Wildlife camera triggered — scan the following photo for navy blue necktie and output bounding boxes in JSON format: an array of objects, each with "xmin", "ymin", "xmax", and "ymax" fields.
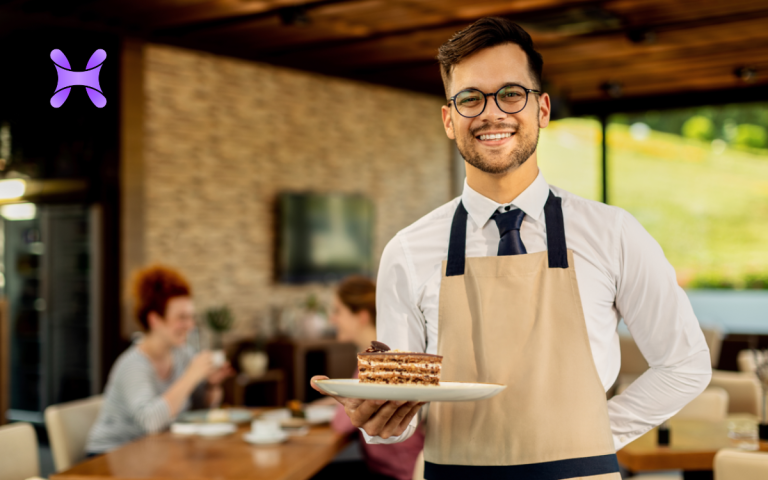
[{"xmin": 492, "ymin": 208, "xmax": 527, "ymax": 256}]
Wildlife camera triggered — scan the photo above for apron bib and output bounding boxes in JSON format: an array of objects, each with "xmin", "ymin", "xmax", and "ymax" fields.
[{"xmin": 424, "ymin": 191, "xmax": 620, "ymax": 480}]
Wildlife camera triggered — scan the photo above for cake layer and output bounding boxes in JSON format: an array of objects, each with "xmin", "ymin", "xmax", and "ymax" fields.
[
  {"xmin": 359, "ymin": 367, "xmax": 441, "ymax": 376},
  {"xmin": 359, "ymin": 371, "xmax": 440, "ymax": 385},
  {"xmin": 359, "ymin": 361, "xmax": 441, "ymax": 374}
]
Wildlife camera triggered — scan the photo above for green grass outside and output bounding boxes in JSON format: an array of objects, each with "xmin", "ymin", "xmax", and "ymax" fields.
[{"xmin": 537, "ymin": 118, "xmax": 768, "ymax": 288}]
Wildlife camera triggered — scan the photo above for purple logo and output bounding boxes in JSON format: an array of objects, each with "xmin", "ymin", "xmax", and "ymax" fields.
[{"xmin": 50, "ymin": 49, "xmax": 107, "ymax": 108}]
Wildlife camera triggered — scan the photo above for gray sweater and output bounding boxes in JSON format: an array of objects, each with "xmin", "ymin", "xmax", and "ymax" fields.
[{"xmin": 86, "ymin": 343, "xmax": 206, "ymax": 453}]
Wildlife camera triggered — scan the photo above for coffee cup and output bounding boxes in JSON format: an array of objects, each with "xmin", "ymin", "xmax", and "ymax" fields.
[
  {"xmin": 251, "ymin": 419, "xmax": 281, "ymax": 438},
  {"xmin": 211, "ymin": 350, "xmax": 226, "ymax": 368}
]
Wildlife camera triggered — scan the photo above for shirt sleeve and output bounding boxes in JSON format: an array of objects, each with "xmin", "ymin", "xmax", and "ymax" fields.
[
  {"xmin": 116, "ymin": 360, "xmax": 173, "ymax": 434},
  {"xmin": 608, "ymin": 210, "xmax": 712, "ymax": 450},
  {"xmin": 375, "ymin": 235, "xmax": 428, "ymax": 353},
  {"xmin": 360, "ymin": 235, "xmax": 425, "ymax": 444}
]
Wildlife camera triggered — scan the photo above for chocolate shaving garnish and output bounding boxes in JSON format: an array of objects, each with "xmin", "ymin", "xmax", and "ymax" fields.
[{"xmin": 365, "ymin": 341, "xmax": 390, "ymax": 353}]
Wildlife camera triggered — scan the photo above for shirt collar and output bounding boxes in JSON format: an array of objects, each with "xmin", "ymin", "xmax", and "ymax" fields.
[{"xmin": 461, "ymin": 170, "xmax": 550, "ymax": 228}]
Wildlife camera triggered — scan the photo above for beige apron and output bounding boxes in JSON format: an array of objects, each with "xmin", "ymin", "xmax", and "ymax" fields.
[{"xmin": 424, "ymin": 191, "xmax": 620, "ymax": 480}]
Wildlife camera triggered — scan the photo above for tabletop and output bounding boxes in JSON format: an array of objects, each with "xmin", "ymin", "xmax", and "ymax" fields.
[
  {"xmin": 617, "ymin": 415, "xmax": 768, "ymax": 472},
  {"xmin": 50, "ymin": 413, "xmax": 350, "ymax": 480}
]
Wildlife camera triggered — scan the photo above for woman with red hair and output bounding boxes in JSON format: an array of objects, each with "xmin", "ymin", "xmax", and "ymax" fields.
[{"xmin": 86, "ymin": 265, "xmax": 233, "ymax": 454}]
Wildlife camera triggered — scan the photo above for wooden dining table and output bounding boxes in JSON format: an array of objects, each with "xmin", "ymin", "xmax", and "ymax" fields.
[
  {"xmin": 50, "ymin": 410, "xmax": 350, "ymax": 480},
  {"xmin": 617, "ymin": 414, "xmax": 768, "ymax": 479}
]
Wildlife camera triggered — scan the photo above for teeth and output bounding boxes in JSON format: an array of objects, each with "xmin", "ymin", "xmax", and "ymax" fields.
[{"xmin": 479, "ymin": 133, "xmax": 512, "ymax": 141}]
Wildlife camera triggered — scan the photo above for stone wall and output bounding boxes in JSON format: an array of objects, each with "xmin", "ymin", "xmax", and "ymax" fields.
[{"xmin": 129, "ymin": 43, "xmax": 452, "ymax": 339}]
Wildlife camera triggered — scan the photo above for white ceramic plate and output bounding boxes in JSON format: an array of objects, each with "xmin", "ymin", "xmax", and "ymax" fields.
[
  {"xmin": 170, "ymin": 422, "xmax": 236, "ymax": 436},
  {"xmin": 177, "ymin": 408, "xmax": 253, "ymax": 424},
  {"xmin": 314, "ymin": 379, "xmax": 506, "ymax": 402},
  {"xmin": 243, "ymin": 431, "xmax": 288, "ymax": 445},
  {"xmin": 304, "ymin": 405, "xmax": 336, "ymax": 424}
]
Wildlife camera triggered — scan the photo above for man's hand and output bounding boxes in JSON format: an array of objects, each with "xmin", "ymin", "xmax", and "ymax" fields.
[{"xmin": 311, "ymin": 375, "xmax": 424, "ymax": 439}]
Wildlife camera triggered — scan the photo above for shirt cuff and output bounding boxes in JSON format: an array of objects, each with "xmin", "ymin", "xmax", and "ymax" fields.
[{"xmin": 361, "ymin": 423, "xmax": 416, "ymax": 444}]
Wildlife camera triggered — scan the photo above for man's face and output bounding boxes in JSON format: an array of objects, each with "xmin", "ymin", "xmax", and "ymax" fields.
[{"xmin": 441, "ymin": 43, "xmax": 551, "ymax": 175}]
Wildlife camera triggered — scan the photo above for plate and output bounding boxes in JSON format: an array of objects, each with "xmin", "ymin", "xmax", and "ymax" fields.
[
  {"xmin": 314, "ymin": 379, "xmax": 506, "ymax": 402},
  {"xmin": 304, "ymin": 404, "xmax": 336, "ymax": 424},
  {"xmin": 177, "ymin": 408, "xmax": 253, "ymax": 424},
  {"xmin": 243, "ymin": 431, "xmax": 288, "ymax": 445},
  {"xmin": 170, "ymin": 422, "xmax": 236, "ymax": 436}
]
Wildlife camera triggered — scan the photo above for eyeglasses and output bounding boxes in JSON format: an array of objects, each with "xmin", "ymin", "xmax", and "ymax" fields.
[{"xmin": 447, "ymin": 84, "xmax": 541, "ymax": 118}]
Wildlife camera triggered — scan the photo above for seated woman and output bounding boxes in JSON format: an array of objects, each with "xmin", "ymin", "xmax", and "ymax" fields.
[
  {"xmin": 86, "ymin": 265, "xmax": 233, "ymax": 454},
  {"xmin": 315, "ymin": 275, "xmax": 424, "ymax": 480}
]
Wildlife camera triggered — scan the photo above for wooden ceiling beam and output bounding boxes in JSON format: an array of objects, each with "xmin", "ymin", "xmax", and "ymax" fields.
[
  {"xmin": 157, "ymin": 0, "xmax": 594, "ymax": 50},
  {"xmin": 146, "ymin": 0, "xmax": 339, "ymax": 30}
]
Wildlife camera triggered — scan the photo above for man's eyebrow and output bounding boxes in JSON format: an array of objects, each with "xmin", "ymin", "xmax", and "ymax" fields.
[{"xmin": 454, "ymin": 81, "xmax": 528, "ymax": 93}]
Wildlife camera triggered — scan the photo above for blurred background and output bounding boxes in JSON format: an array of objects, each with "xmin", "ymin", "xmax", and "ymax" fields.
[{"xmin": 0, "ymin": 0, "xmax": 767, "ymax": 475}]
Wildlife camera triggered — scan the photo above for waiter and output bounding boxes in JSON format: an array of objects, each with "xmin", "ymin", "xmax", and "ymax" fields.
[{"xmin": 312, "ymin": 17, "xmax": 712, "ymax": 479}]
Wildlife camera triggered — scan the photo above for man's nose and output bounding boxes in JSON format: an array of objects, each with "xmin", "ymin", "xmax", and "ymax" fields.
[{"xmin": 478, "ymin": 95, "xmax": 508, "ymax": 122}]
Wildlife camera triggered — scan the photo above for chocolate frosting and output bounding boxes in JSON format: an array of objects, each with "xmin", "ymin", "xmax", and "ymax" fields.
[{"xmin": 365, "ymin": 340, "xmax": 390, "ymax": 353}]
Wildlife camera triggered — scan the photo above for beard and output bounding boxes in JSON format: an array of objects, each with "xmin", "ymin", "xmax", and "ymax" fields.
[{"xmin": 456, "ymin": 118, "xmax": 540, "ymax": 175}]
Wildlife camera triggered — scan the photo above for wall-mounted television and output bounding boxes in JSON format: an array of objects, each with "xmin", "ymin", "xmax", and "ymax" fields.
[{"xmin": 277, "ymin": 193, "xmax": 374, "ymax": 283}]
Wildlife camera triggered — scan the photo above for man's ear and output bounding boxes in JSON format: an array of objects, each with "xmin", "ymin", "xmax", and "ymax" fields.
[
  {"xmin": 442, "ymin": 104, "xmax": 456, "ymax": 140},
  {"xmin": 538, "ymin": 92, "xmax": 551, "ymax": 128}
]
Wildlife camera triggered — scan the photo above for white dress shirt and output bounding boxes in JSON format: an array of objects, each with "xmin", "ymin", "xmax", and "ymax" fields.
[{"xmin": 363, "ymin": 171, "xmax": 712, "ymax": 450}]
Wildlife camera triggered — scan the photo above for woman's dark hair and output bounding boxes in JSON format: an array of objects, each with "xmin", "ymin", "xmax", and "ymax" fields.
[
  {"xmin": 437, "ymin": 17, "xmax": 544, "ymax": 98},
  {"xmin": 132, "ymin": 264, "xmax": 191, "ymax": 330},
  {"xmin": 336, "ymin": 275, "xmax": 376, "ymax": 326}
]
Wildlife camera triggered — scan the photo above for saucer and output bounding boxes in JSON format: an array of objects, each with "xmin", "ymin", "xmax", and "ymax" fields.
[
  {"xmin": 198, "ymin": 423, "xmax": 236, "ymax": 436},
  {"xmin": 170, "ymin": 422, "xmax": 236, "ymax": 436},
  {"xmin": 243, "ymin": 431, "xmax": 288, "ymax": 445}
]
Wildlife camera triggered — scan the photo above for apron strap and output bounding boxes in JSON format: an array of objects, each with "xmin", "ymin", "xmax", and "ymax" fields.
[{"xmin": 445, "ymin": 190, "xmax": 568, "ymax": 277}]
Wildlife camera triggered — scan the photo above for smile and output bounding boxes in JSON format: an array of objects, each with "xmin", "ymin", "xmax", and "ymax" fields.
[{"xmin": 475, "ymin": 131, "xmax": 516, "ymax": 144}]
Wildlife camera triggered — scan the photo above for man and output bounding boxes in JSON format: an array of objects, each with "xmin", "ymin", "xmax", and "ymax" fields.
[{"xmin": 312, "ymin": 17, "xmax": 711, "ymax": 479}]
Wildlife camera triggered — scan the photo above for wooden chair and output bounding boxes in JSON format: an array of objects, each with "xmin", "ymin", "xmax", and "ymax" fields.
[
  {"xmin": 701, "ymin": 327, "xmax": 723, "ymax": 368},
  {"xmin": 714, "ymin": 449, "xmax": 768, "ymax": 480},
  {"xmin": 709, "ymin": 370, "xmax": 762, "ymax": 416},
  {"xmin": 0, "ymin": 422, "xmax": 40, "ymax": 480},
  {"xmin": 44, "ymin": 395, "xmax": 103, "ymax": 472},
  {"xmin": 674, "ymin": 387, "xmax": 729, "ymax": 421}
]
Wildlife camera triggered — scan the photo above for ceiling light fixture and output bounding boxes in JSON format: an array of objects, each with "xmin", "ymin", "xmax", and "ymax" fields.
[
  {"xmin": 279, "ymin": 6, "xmax": 310, "ymax": 26},
  {"xmin": 734, "ymin": 66, "xmax": 758, "ymax": 83},
  {"xmin": 0, "ymin": 178, "xmax": 26, "ymax": 200},
  {"xmin": 600, "ymin": 81, "xmax": 623, "ymax": 99},
  {"xmin": 0, "ymin": 202, "xmax": 36, "ymax": 221},
  {"xmin": 626, "ymin": 29, "xmax": 657, "ymax": 45}
]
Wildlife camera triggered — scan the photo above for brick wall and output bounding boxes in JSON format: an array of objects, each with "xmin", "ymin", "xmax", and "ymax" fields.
[{"xmin": 130, "ymin": 43, "xmax": 452, "ymax": 339}]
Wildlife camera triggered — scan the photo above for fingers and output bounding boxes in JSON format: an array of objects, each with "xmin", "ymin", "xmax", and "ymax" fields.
[
  {"xmin": 360, "ymin": 401, "xmax": 424, "ymax": 439},
  {"xmin": 383, "ymin": 401, "xmax": 419, "ymax": 435},
  {"xmin": 398, "ymin": 402, "xmax": 424, "ymax": 430},
  {"xmin": 358, "ymin": 400, "xmax": 406, "ymax": 437},
  {"xmin": 310, "ymin": 375, "xmax": 347, "ymax": 406},
  {"xmin": 310, "ymin": 375, "xmax": 329, "ymax": 393}
]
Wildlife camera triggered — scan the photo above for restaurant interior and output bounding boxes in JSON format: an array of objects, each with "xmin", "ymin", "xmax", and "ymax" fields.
[{"xmin": 0, "ymin": 0, "xmax": 768, "ymax": 479}]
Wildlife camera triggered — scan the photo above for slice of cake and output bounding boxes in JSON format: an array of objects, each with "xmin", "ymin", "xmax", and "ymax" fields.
[{"xmin": 358, "ymin": 341, "xmax": 443, "ymax": 386}]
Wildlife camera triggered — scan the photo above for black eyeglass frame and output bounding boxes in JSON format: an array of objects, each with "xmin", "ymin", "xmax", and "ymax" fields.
[{"xmin": 447, "ymin": 84, "xmax": 542, "ymax": 118}]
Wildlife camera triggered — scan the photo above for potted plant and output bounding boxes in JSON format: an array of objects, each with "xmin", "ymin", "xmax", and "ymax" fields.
[{"xmin": 205, "ymin": 305, "xmax": 234, "ymax": 349}]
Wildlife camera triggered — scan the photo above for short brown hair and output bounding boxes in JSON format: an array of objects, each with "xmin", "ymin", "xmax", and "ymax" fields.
[
  {"xmin": 132, "ymin": 264, "xmax": 191, "ymax": 330},
  {"xmin": 437, "ymin": 17, "xmax": 544, "ymax": 98},
  {"xmin": 336, "ymin": 275, "xmax": 376, "ymax": 326}
]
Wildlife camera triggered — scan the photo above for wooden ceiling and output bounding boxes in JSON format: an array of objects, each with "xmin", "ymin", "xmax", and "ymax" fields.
[{"xmin": 4, "ymin": 0, "xmax": 768, "ymax": 106}]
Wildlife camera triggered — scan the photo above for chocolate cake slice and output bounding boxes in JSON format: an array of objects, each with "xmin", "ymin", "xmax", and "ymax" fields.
[{"xmin": 358, "ymin": 341, "xmax": 443, "ymax": 386}]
